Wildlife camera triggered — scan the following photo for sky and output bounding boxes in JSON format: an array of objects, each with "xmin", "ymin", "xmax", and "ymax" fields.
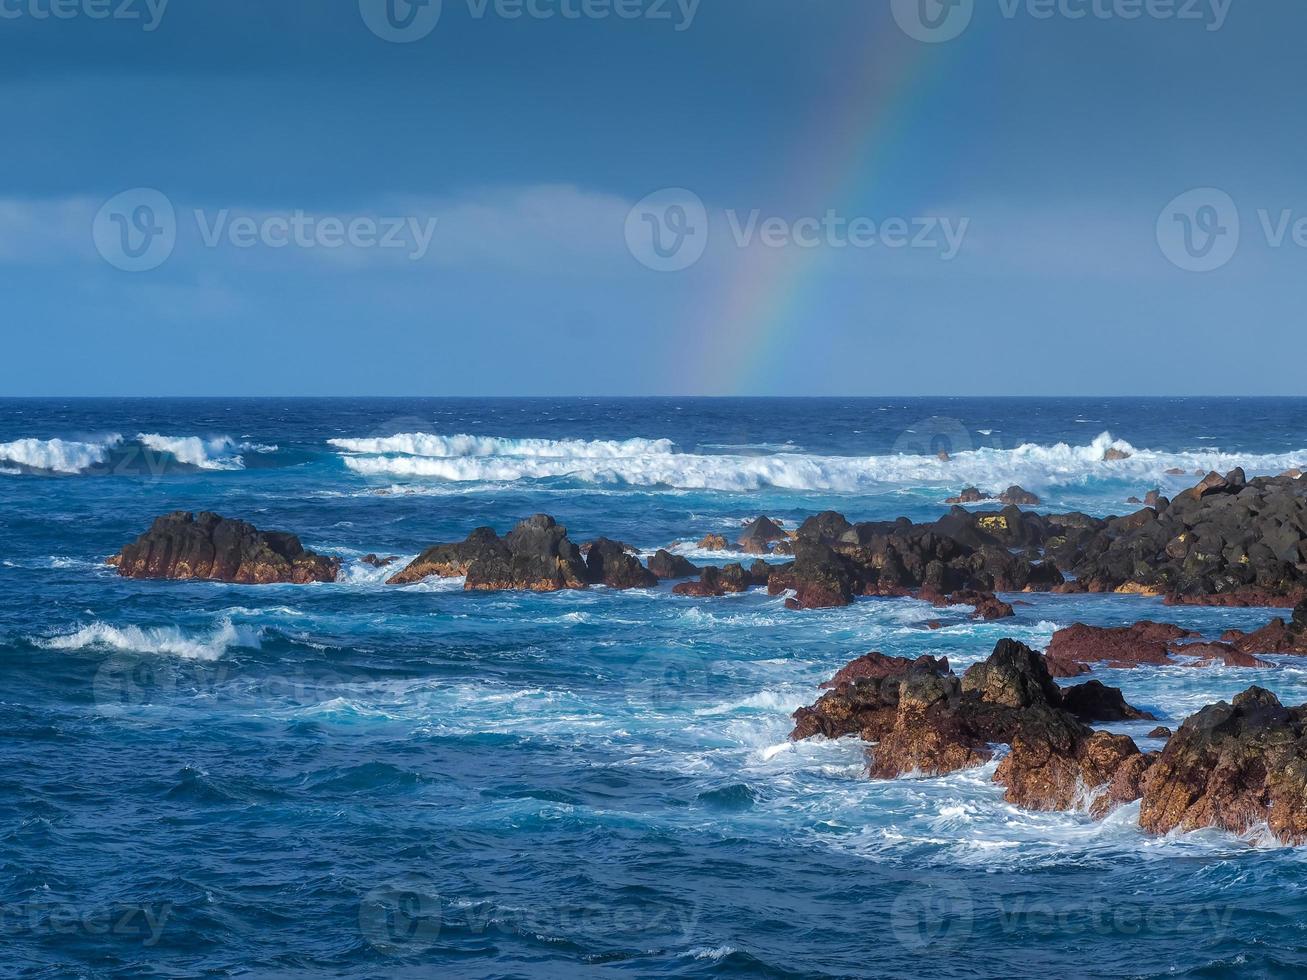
[{"xmin": 0, "ymin": 0, "xmax": 1303, "ymax": 396}]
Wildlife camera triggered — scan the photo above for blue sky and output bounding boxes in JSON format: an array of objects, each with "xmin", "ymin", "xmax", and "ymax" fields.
[{"xmin": 1, "ymin": 0, "xmax": 1302, "ymax": 396}]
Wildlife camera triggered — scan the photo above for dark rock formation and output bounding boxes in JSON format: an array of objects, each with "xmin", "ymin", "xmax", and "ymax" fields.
[
  {"xmin": 792, "ymin": 639, "xmax": 1150, "ymax": 813},
  {"xmin": 931, "ymin": 589, "xmax": 1015, "ymax": 621},
  {"xmin": 766, "ymin": 507, "xmax": 1065, "ymax": 610},
  {"xmin": 647, "ymin": 549, "xmax": 698, "ymax": 580},
  {"xmin": 821, "ymin": 652, "xmax": 950, "ymax": 689},
  {"xmin": 738, "ymin": 516, "xmax": 788, "ymax": 555},
  {"xmin": 388, "ymin": 516, "xmax": 587, "ymax": 592},
  {"xmin": 1140, "ymin": 687, "xmax": 1307, "ymax": 844},
  {"xmin": 999, "ymin": 485, "xmax": 1041, "ymax": 506},
  {"xmin": 465, "ymin": 515, "xmax": 588, "ymax": 592},
  {"xmin": 671, "ymin": 563, "xmax": 768, "ymax": 598},
  {"xmin": 387, "ymin": 527, "xmax": 504, "ymax": 585},
  {"xmin": 584, "ymin": 538, "xmax": 657, "ymax": 589},
  {"xmin": 945, "ymin": 487, "xmax": 992, "ymax": 505},
  {"xmin": 1148, "ymin": 726, "xmax": 1173, "ymax": 739},
  {"xmin": 1063, "ymin": 471, "xmax": 1307, "ymax": 604},
  {"xmin": 1220, "ymin": 603, "xmax": 1307, "ymax": 655},
  {"xmin": 1043, "ymin": 621, "xmax": 1199, "ymax": 676},
  {"xmin": 696, "ymin": 533, "xmax": 729, "ymax": 551},
  {"xmin": 360, "ymin": 554, "xmax": 399, "ymax": 568},
  {"xmin": 1061, "ymin": 680, "xmax": 1156, "ymax": 723},
  {"xmin": 108, "ymin": 511, "xmax": 339, "ymax": 584}
]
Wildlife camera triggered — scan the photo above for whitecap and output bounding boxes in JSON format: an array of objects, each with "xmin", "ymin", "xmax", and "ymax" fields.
[
  {"xmin": 34, "ymin": 618, "xmax": 259, "ymax": 661},
  {"xmin": 0, "ymin": 434, "xmax": 123, "ymax": 474}
]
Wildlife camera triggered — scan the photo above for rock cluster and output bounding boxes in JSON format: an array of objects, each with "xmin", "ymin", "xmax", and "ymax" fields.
[
  {"xmin": 766, "ymin": 507, "xmax": 1065, "ymax": 609},
  {"xmin": 793, "ymin": 638, "xmax": 1307, "ymax": 841},
  {"xmin": 791, "ymin": 639, "xmax": 1151, "ymax": 813},
  {"xmin": 945, "ymin": 485, "xmax": 1041, "ymax": 507},
  {"xmin": 108, "ymin": 511, "xmax": 340, "ymax": 584},
  {"xmin": 1042, "ymin": 612, "xmax": 1306, "ymax": 676},
  {"xmin": 389, "ymin": 515, "xmax": 666, "ymax": 591},
  {"xmin": 1063, "ymin": 470, "xmax": 1307, "ymax": 605}
]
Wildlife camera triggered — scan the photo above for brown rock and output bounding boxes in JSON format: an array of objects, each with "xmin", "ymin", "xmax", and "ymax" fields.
[
  {"xmin": 1140, "ymin": 687, "xmax": 1307, "ymax": 844},
  {"xmin": 110, "ymin": 512, "xmax": 339, "ymax": 585},
  {"xmin": 696, "ymin": 533, "xmax": 729, "ymax": 551},
  {"xmin": 1043, "ymin": 621, "xmax": 1198, "ymax": 676}
]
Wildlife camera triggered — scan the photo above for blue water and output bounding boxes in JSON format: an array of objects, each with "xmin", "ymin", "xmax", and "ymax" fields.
[{"xmin": 4, "ymin": 397, "xmax": 1307, "ymax": 977}]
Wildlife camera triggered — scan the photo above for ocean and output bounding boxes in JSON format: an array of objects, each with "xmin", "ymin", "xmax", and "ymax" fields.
[{"xmin": 3, "ymin": 396, "xmax": 1307, "ymax": 977}]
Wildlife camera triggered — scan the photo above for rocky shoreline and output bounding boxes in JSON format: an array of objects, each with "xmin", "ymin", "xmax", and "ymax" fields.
[
  {"xmin": 790, "ymin": 632, "xmax": 1307, "ymax": 842},
  {"xmin": 100, "ymin": 471, "xmax": 1307, "ymax": 844},
  {"xmin": 107, "ymin": 469, "xmax": 1307, "ymax": 607}
]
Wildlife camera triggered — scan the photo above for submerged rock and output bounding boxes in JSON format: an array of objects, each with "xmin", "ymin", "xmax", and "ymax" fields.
[{"xmin": 108, "ymin": 512, "xmax": 340, "ymax": 585}]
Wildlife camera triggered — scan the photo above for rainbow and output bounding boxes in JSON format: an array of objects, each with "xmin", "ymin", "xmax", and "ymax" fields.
[{"xmin": 691, "ymin": 7, "xmax": 969, "ymax": 393}]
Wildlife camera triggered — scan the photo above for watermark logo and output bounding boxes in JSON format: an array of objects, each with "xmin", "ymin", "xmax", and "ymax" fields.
[
  {"xmin": 0, "ymin": 0, "xmax": 170, "ymax": 31},
  {"xmin": 893, "ymin": 0, "xmax": 1232, "ymax": 42},
  {"xmin": 92, "ymin": 188, "xmax": 176, "ymax": 273},
  {"xmin": 359, "ymin": 0, "xmax": 443, "ymax": 42},
  {"xmin": 0, "ymin": 900, "xmax": 173, "ymax": 946},
  {"xmin": 1156, "ymin": 188, "xmax": 1240, "ymax": 272},
  {"xmin": 360, "ymin": 0, "xmax": 699, "ymax": 41},
  {"xmin": 892, "ymin": 0, "xmax": 974, "ymax": 43},
  {"xmin": 626, "ymin": 189, "xmax": 969, "ymax": 272},
  {"xmin": 359, "ymin": 881, "xmax": 443, "ymax": 956},
  {"xmin": 892, "ymin": 417, "xmax": 977, "ymax": 459},
  {"xmin": 625, "ymin": 188, "xmax": 709, "ymax": 272},
  {"xmin": 890, "ymin": 878, "xmax": 975, "ymax": 950},
  {"xmin": 91, "ymin": 190, "xmax": 440, "ymax": 271}
]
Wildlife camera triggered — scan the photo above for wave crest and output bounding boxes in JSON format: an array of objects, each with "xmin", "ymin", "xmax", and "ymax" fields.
[
  {"xmin": 333, "ymin": 430, "xmax": 1307, "ymax": 494},
  {"xmin": 135, "ymin": 433, "xmax": 276, "ymax": 470},
  {"xmin": 0, "ymin": 435, "xmax": 123, "ymax": 474},
  {"xmin": 34, "ymin": 619, "xmax": 259, "ymax": 660}
]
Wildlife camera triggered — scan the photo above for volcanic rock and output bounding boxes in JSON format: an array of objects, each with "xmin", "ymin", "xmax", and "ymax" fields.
[
  {"xmin": 648, "ymin": 549, "xmax": 698, "ymax": 580},
  {"xmin": 108, "ymin": 511, "xmax": 340, "ymax": 584},
  {"xmin": 584, "ymin": 537, "xmax": 657, "ymax": 589},
  {"xmin": 1140, "ymin": 687, "xmax": 1307, "ymax": 843}
]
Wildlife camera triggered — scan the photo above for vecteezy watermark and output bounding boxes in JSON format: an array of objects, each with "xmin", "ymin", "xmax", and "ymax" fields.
[
  {"xmin": 359, "ymin": 0, "xmax": 699, "ymax": 43},
  {"xmin": 1155, "ymin": 187, "xmax": 1307, "ymax": 273},
  {"xmin": 890, "ymin": 877, "xmax": 1239, "ymax": 951},
  {"xmin": 624, "ymin": 188, "xmax": 710, "ymax": 273},
  {"xmin": 92, "ymin": 188, "xmax": 439, "ymax": 271},
  {"xmin": 625, "ymin": 189, "xmax": 969, "ymax": 272},
  {"xmin": 893, "ymin": 0, "xmax": 1231, "ymax": 43},
  {"xmin": 359, "ymin": 880, "xmax": 702, "ymax": 957},
  {"xmin": 0, "ymin": 900, "xmax": 173, "ymax": 946},
  {"xmin": 0, "ymin": 0, "xmax": 169, "ymax": 30}
]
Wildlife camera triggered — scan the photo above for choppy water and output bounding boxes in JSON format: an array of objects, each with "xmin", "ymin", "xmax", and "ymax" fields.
[{"xmin": 4, "ymin": 397, "xmax": 1307, "ymax": 977}]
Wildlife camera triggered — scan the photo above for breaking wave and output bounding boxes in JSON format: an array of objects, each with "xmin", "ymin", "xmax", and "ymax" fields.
[
  {"xmin": 334, "ymin": 430, "xmax": 1307, "ymax": 494},
  {"xmin": 33, "ymin": 618, "xmax": 260, "ymax": 661},
  {"xmin": 135, "ymin": 433, "xmax": 275, "ymax": 471},
  {"xmin": 0, "ymin": 435, "xmax": 123, "ymax": 474}
]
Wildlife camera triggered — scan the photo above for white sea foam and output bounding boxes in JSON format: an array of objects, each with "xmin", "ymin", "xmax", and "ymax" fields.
[
  {"xmin": 34, "ymin": 618, "xmax": 259, "ymax": 660},
  {"xmin": 333, "ymin": 430, "xmax": 1307, "ymax": 494},
  {"xmin": 135, "ymin": 433, "xmax": 275, "ymax": 470},
  {"xmin": 0, "ymin": 434, "xmax": 123, "ymax": 474},
  {"xmin": 329, "ymin": 433, "xmax": 674, "ymax": 459}
]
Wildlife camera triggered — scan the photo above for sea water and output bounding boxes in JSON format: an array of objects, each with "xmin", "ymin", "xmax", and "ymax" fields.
[{"xmin": 3, "ymin": 397, "xmax": 1307, "ymax": 977}]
